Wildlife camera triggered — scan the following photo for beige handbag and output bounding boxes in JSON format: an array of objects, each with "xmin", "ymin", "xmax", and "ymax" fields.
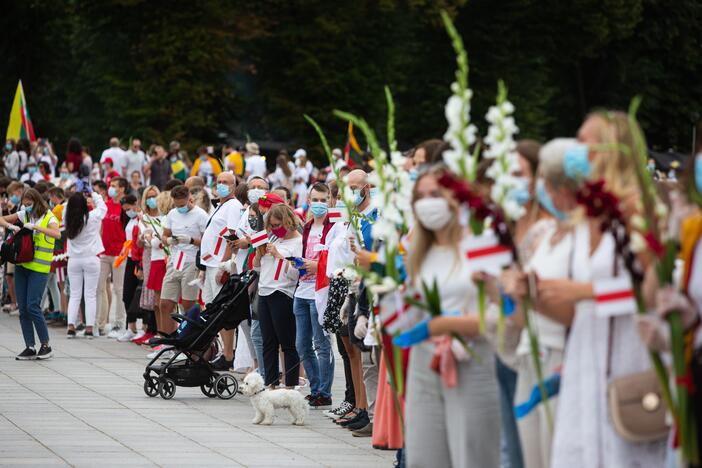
[{"xmin": 606, "ymin": 317, "xmax": 670, "ymax": 443}]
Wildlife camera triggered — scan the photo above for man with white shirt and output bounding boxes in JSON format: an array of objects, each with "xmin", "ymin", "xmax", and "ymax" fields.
[
  {"xmin": 244, "ymin": 142, "xmax": 267, "ymax": 179},
  {"xmin": 199, "ymin": 172, "xmax": 243, "ymax": 370},
  {"xmin": 160, "ymin": 185, "xmax": 209, "ymax": 333},
  {"xmin": 100, "ymin": 137, "xmax": 127, "ymax": 177},
  {"xmin": 124, "ymin": 138, "xmax": 147, "ymax": 183}
]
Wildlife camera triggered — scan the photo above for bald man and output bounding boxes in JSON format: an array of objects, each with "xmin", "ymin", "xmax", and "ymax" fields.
[
  {"xmin": 100, "ymin": 136, "xmax": 127, "ymax": 177},
  {"xmin": 199, "ymin": 171, "xmax": 243, "ymax": 370},
  {"xmin": 185, "ymin": 176, "xmax": 206, "ymax": 191}
]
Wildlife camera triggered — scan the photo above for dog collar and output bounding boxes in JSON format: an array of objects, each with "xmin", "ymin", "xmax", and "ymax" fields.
[{"xmin": 253, "ymin": 388, "xmax": 266, "ymax": 395}]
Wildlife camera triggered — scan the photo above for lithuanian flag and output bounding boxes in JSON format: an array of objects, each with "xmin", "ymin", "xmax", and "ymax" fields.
[
  {"xmin": 343, "ymin": 121, "xmax": 362, "ymax": 168},
  {"xmin": 5, "ymin": 80, "xmax": 36, "ymax": 142}
]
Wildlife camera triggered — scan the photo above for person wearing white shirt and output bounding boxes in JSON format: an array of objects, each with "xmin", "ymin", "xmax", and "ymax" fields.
[
  {"xmin": 160, "ymin": 185, "xmax": 209, "ymax": 333},
  {"xmin": 199, "ymin": 172, "xmax": 243, "ymax": 370},
  {"xmin": 124, "ymin": 138, "xmax": 147, "ymax": 183},
  {"xmin": 64, "ymin": 190, "xmax": 107, "ymax": 338},
  {"xmin": 100, "ymin": 137, "xmax": 127, "ymax": 177},
  {"xmin": 244, "ymin": 142, "xmax": 267, "ymax": 179}
]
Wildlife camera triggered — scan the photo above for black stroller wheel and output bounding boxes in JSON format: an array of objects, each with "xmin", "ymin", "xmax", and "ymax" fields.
[
  {"xmin": 215, "ymin": 374, "xmax": 238, "ymax": 400},
  {"xmin": 159, "ymin": 378, "xmax": 176, "ymax": 400},
  {"xmin": 143, "ymin": 377, "xmax": 159, "ymax": 397},
  {"xmin": 200, "ymin": 375, "xmax": 217, "ymax": 398}
]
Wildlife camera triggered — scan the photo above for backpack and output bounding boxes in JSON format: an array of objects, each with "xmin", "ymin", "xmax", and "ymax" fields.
[{"xmin": 1, "ymin": 226, "xmax": 35, "ymax": 264}]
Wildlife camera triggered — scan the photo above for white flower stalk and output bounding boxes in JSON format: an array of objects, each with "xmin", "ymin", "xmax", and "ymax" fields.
[
  {"xmin": 441, "ymin": 11, "xmax": 479, "ymax": 181},
  {"xmin": 484, "ymin": 81, "xmax": 523, "ymax": 221}
]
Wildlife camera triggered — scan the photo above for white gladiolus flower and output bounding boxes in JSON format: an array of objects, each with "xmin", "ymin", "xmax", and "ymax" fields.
[
  {"xmin": 630, "ymin": 231, "xmax": 647, "ymax": 253},
  {"xmin": 445, "ymin": 95, "xmax": 464, "ymax": 128},
  {"xmin": 655, "ymin": 202, "xmax": 668, "ymax": 219},
  {"xmin": 630, "ymin": 214, "xmax": 647, "ymax": 231}
]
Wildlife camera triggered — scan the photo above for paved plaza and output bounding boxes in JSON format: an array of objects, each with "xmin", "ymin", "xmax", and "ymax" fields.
[{"xmin": 0, "ymin": 313, "xmax": 394, "ymax": 467}]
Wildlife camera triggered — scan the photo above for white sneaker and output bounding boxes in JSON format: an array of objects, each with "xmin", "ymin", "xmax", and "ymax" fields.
[
  {"xmin": 130, "ymin": 330, "xmax": 146, "ymax": 342},
  {"xmin": 107, "ymin": 328, "xmax": 122, "ymax": 339},
  {"xmin": 117, "ymin": 329, "xmax": 137, "ymax": 342},
  {"xmin": 9, "ymin": 307, "xmax": 19, "ymax": 317},
  {"xmin": 147, "ymin": 345, "xmax": 165, "ymax": 359}
]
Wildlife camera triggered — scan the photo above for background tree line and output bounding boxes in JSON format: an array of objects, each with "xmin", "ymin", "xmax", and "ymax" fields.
[{"xmin": 2, "ymin": 0, "xmax": 701, "ymax": 162}]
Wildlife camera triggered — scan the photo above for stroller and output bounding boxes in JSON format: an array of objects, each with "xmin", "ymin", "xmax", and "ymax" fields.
[{"xmin": 142, "ymin": 270, "xmax": 257, "ymax": 400}]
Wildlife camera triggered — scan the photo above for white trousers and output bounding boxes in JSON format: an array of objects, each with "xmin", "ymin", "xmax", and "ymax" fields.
[{"xmin": 67, "ymin": 256, "xmax": 100, "ymax": 327}]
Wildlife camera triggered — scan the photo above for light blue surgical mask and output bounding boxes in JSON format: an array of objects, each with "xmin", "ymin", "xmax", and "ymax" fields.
[
  {"xmin": 408, "ymin": 169, "xmax": 418, "ymax": 182},
  {"xmin": 563, "ymin": 144, "xmax": 591, "ymax": 180},
  {"xmin": 369, "ymin": 187, "xmax": 379, "ymax": 200},
  {"xmin": 336, "ymin": 200, "xmax": 346, "ymax": 209},
  {"xmin": 28, "ymin": 166, "xmax": 38, "ymax": 174},
  {"xmin": 23, "ymin": 204, "xmax": 33, "ymax": 214},
  {"xmin": 695, "ymin": 155, "xmax": 702, "ymax": 195},
  {"xmin": 536, "ymin": 179, "xmax": 566, "ymax": 221},
  {"xmin": 146, "ymin": 197, "xmax": 157, "ymax": 210},
  {"xmin": 108, "ymin": 187, "xmax": 117, "ymax": 198},
  {"xmin": 216, "ymin": 183, "xmax": 231, "ymax": 199},
  {"xmin": 10, "ymin": 194, "xmax": 20, "ymax": 205},
  {"xmin": 60, "ymin": 172, "xmax": 69, "ymax": 180},
  {"xmin": 507, "ymin": 177, "xmax": 531, "ymax": 206},
  {"xmin": 4, "ymin": 143, "xmax": 11, "ymax": 151},
  {"xmin": 177, "ymin": 206, "xmax": 189, "ymax": 214},
  {"xmin": 125, "ymin": 209, "xmax": 137, "ymax": 218},
  {"xmin": 352, "ymin": 188, "xmax": 365, "ymax": 206},
  {"xmin": 310, "ymin": 202, "xmax": 328, "ymax": 218}
]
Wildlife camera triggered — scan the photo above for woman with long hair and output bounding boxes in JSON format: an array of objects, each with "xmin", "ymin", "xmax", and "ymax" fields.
[
  {"xmin": 64, "ymin": 189, "xmax": 107, "ymax": 338},
  {"xmin": 403, "ymin": 168, "xmax": 501, "ymax": 467},
  {"xmin": 0, "ymin": 188, "xmax": 61, "ymax": 359},
  {"xmin": 253, "ymin": 203, "xmax": 302, "ymax": 389},
  {"xmin": 270, "ymin": 154, "xmax": 294, "ymax": 190}
]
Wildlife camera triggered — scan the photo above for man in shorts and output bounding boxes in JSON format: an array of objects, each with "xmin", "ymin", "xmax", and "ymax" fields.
[{"xmin": 160, "ymin": 185, "xmax": 208, "ymax": 333}]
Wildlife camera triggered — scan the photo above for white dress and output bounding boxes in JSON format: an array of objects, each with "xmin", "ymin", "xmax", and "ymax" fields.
[{"xmin": 550, "ymin": 222, "xmax": 666, "ymax": 468}]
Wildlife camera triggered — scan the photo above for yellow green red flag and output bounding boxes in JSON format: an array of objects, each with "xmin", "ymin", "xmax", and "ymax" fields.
[
  {"xmin": 343, "ymin": 121, "xmax": 362, "ymax": 167},
  {"xmin": 5, "ymin": 80, "xmax": 36, "ymax": 142}
]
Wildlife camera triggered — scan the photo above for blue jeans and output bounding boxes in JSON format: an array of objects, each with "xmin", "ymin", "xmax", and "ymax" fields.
[
  {"xmin": 250, "ymin": 319, "xmax": 265, "ymax": 381},
  {"xmin": 293, "ymin": 297, "xmax": 334, "ymax": 398},
  {"xmin": 496, "ymin": 357, "xmax": 524, "ymax": 468},
  {"xmin": 15, "ymin": 266, "xmax": 50, "ymax": 348}
]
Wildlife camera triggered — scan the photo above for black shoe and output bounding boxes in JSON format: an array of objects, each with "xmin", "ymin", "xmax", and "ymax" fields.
[
  {"xmin": 15, "ymin": 347, "xmax": 36, "ymax": 360},
  {"xmin": 76, "ymin": 323, "xmax": 86, "ymax": 331},
  {"xmin": 309, "ymin": 395, "xmax": 332, "ymax": 410},
  {"xmin": 340, "ymin": 409, "xmax": 367, "ymax": 427},
  {"xmin": 210, "ymin": 354, "xmax": 233, "ymax": 371},
  {"xmin": 305, "ymin": 393, "xmax": 317, "ymax": 402},
  {"xmin": 37, "ymin": 344, "xmax": 53, "ymax": 360},
  {"xmin": 84, "ymin": 330, "xmax": 94, "ymax": 339},
  {"xmin": 346, "ymin": 413, "xmax": 371, "ymax": 431},
  {"xmin": 67, "ymin": 329, "xmax": 76, "ymax": 339}
]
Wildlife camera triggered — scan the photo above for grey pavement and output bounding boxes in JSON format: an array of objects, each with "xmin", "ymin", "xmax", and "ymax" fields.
[{"xmin": 0, "ymin": 312, "xmax": 395, "ymax": 467}]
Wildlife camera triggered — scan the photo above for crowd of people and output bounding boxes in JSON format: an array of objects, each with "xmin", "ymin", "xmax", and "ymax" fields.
[{"xmin": 2, "ymin": 111, "xmax": 701, "ymax": 468}]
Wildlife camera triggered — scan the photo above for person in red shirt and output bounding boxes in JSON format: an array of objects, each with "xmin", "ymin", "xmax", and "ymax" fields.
[
  {"xmin": 65, "ymin": 137, "xmax": 84, "ymax": 174},
  {"xmin": 102, "ymin": 158, "xmax": 122, "ymax": 186},
  {"xmin": 96, "ymin": 177, "xmax": 128, "ymax": 337}
]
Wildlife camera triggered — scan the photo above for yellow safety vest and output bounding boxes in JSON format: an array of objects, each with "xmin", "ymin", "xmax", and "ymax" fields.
[{"xmin": 20, "ymin": 212, "xmax": 56, "ymax": 274}]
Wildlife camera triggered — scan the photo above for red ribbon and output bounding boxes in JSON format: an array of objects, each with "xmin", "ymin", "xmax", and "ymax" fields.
[{"xmin": 429, "ymin": 336, "xmax": 458, "ymax": 388}]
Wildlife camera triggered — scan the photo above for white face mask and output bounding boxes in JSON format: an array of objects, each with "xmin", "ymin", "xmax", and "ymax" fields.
[
  {"xmin": 414, "ymin": 197, "xmax": 452, "ymax": 231},
  {"xmin": 248, "ymin": 188, "xmax": 266, "ymax": 205}
]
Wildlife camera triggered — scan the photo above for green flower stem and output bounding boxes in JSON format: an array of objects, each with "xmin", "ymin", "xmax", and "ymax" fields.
[
  {"xmin": 477, "ymin": 280, "xmax": 486, "ymax": 335},
  {"xmin": 522, "ymin": 294, "xmax": 552, "ymax": 430},
  {"xmin": 392, "ymin": 338, "xmax": 404, "ymax": 398}
]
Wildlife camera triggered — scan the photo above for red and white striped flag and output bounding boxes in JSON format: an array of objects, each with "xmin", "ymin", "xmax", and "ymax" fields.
[
  {"xmin": 464, "ymin": 232, "xmax": 513, "ymax": 275},
  {"xmin": 379, "ymin": 290, "xmax": 421, "ymax": 335},
  {"xmin": 250, "ymin": 230, "xmax": 270, "ymax": 248},
  {"xmin": 328, "ymin": 207, "xmax": 348, "ymax": 223},
  {"xmin": 314, "ymin": 246, "xmax": 330, "ymax": 326},
  {"xmin": 593, "ymin": 276, "xmax": 636, "ymax": 317}
]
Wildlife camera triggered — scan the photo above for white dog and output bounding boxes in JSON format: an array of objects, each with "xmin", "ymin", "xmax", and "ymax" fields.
[{"xmin": 240, "ymin": 372, "xmax": 307, "ymax": 426}]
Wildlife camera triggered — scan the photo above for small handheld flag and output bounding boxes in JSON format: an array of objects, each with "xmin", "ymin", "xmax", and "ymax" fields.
[
  {"xmin": 328, "ymin": 207, "xmax": 348, "ymax": 223},
  {"xmin": 250, "ymin": 230, "xmax": 270, "ymax": 248},
  {"xmin": 465, "ymin": 232, "xmax": 513, "ymax": 275},
  {"xmin": 593, "ymin": 275, "xmax": 637, "ymax": 317}
]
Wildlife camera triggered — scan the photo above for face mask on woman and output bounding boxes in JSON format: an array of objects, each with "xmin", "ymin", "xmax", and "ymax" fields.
[
  {"xmin": 414, "ymin": 197, "xmax": 452, "ymax": 231},
  {"xmin": 4, "ymin": 143, "xmax": 11, "ymax": 151},
  {"xmin": 60, "ymin": 172, "xmax": 69, "ymax": 180},
  {"xmin": 248, "ymin": 188, "xmax": 266, "ymax": 205},
  {"xmin": 146, "ymin": 197, "xmax": 157, "ymax": 210},
  {"xmin": 271, "ymin": 225, "xmax": 287, "ymax": 238},
  {"xmin": 507, "ymin": 177, "xmax": 531, "ymax": 206},
  {"xmin": 10, "ymin": 194, "xmax": 20, "ymax": 205},
  {"xmin": 536, "ymin": 179, "xmax": 566, "ymax": 220},
  {"xmin": 23, "ymin": 204, "xmax": 33, "ymax": 214},
  {"xmin": 125, "ymin": 209, "xmax": 137, "ymax": 218},
  {"xmin": 216, "ymin": 183, "xmax": 231, "ymax": 199},
  {"xmin": 310, "ymin": 202, "xmax": 328, "ymax": 217},
  {"xmin": 563, "ymin": 144, "xmax": 591, "ymax": 180}
]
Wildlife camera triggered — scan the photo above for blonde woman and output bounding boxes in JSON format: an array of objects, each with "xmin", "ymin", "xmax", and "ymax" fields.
[
  {"xmin": 252, "ymin": 204, "xmax": 302, "ymax": 389},
  {"xmin": 401, "ymin": 168, "xmax": 500, "ymax": 468},
  {"xmin": 144, "ymin": 190, "xmax": 172, "ymax": 342}
]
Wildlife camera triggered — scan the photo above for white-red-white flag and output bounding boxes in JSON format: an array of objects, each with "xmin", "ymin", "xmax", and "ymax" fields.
[
  {"xmin": 328, "ymin": 208, "xmax": 348, "ymax": 223},
  {"xmin": 464, "ymin": 232, "xmax": 513, "ymax": 275},
  {"xmin": 593, "ymin": 275, "xmax": 637, "ymax": 317},
  {"xmin": 250, "ymin": 230, "xmax": 270, "ymax": 248}
]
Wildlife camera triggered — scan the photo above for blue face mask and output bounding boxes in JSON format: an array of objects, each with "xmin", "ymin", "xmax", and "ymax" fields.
[
  {"xmin": 536, "ymin": 179, "xmax": 566, "ymax": 221},
  {"xmin": 108, "ymin": 187, "xmax": 117, "ymax": 198},
  {"xmin": 60, "ymin": 172, "xmax": 69, "ymax": 180},
  {"xmin": 10, "ymin": 194, "xmax": 20, "ymax": 205},
  {"xmin": 24, "ymin": 204, "xmax": 33, "ymax": 214},
  {"xmin": 563, "ymin": 144, "xmax": 591, "ymax": 180},
  {"xmin": 146, "ymin": 197, "xmax": 157, "ymax": 210},
  {"xmin": 695, "ymin": 155, "xmax": 702, "ymax": 195},
  {"xmin": 216, "ymin": 183, "xmax": 230, "ymax": 199},
  {"xmin": 408, "ymin": 169, "xmax": 418, "ymax": 182},
  {"xmin": 310, "ymin": 201, "xmax": 329, "ymax": 217},
  {"xmin": 125, "ymin": 209, "xmax": 137, "ymax": 218},
  {"xmin": 507, "ymin": 177, "xmax": 531, "ymax": 206},
  {"xmin": 177, "ymin": 206, "xmax": 189, "ymax": 214},
  {"xmin": 4, "ymin": 143, "xmax": 11, "ymax": 151},
  {"xmin": 353, "ymin": 188, "xmax": 365, "ymax": 206},
  {"xmin": 336, "ymin": 200, "xmax": 346, "ymax": 209},
  {"xmin": 28, "ymin": 167, "xmax": 37, "ymax": 174},
  {"xmin": 369, "ymin": 187, "xmax": 379, "ymax": 200}
]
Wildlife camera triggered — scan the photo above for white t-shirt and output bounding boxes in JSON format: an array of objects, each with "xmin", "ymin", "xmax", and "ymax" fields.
[
  {"xmin": 324, "ymin": 222, "xmax": 354, "ymax": 276},
  {"xmin": 245, "ymin": 155, "xmax": 267, "ymax": 178},
  {"xmin": 419, "ymin": 240, "xmax": 478, "ymax": 314},
  {"xmin": 164, "ymin": 206, "xmax": 209, "ymax": 268},
  {"xmin": 233, "ymin": 206, "xmax": 257, "ymax": 272},
  {"xmin": 200, "ymin": 198, "xmax": 243, "ymax": 268},
  {"xmin": 66, "ymin": 193, "xmax": 107, "ymax": 258},
  {"xmin": 20, "ymin": 172, "xmax": 43, "ymax": 184},
  {"xmin": 124, "ymin": 150, "xmax": 147, "ymax": 181},
  {"xmin": 196, "ymin": 157, "xmax": 214, "ymax": 179},
  {"xmin": 295, "ymin": 223, "xmax": 323, "ymax": 300},
  {"xmin": 101, "ymin": 147, "xmax": 127, "ymax": 172},
  {"xmin": 257, "ymin": 236, "xmax": 303, "ymax": 298}
]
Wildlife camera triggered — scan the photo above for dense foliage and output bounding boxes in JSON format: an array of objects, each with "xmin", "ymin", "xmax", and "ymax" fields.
[{"xmin": 2, "ymin": 0, "xmax": 701, "ymax": 161}]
